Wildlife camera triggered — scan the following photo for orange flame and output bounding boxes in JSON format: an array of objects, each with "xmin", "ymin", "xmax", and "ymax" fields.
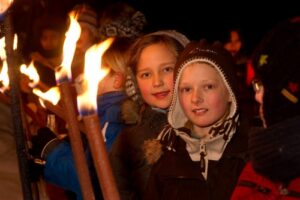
[
  {"xmin": 0, "ymin": 35, "xmax": 18, "ymax": 92},
  {"xmin": 0, "ymin": 0, "xmax": 13, "ymax": 14},
  {"xmin": 77, "ymin": 38, "xmax": 114, "ymax": 114},
  {"xmin": 0, "ymin": 61, "xmax": 9, "ymax": 92},
  {"xmin": 20, "ymin": 62, "xmax": 40, "ymax": 87},
  {"xmin": 0, "ymin": 37, "xmax": 6, "ymax": 60},
  {"xmin": 56, "ymin": 12, "xmax": 81, "ymax": 82},
  {"xmin": 33, "ymin": 87, "xmax": 61, "ymax": 106},
  {"xmin": 0, "ymin": 34, "xmax": 17, "ymax": 60}
]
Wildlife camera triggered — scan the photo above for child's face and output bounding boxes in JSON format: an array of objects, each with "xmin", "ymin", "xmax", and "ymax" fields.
[
  {"xmin": 224, "ymin": 30, "xmax": 242, "ymax": 57},
  {"xmin": 178, "ymin": 62, "xmax": 231, "ymax": 129},
  {"xmin": 40, "ymin": 29, "xmax": 61, "ymax": 51},
  {"xmin": 136, "ymin": 43, "xmax": 176, "ymax": 109}
]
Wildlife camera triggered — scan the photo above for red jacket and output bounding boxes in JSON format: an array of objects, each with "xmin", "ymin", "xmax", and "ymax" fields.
[{"xmin": 231, "ymin": 162, "xmax": 300, "ymax": 200}]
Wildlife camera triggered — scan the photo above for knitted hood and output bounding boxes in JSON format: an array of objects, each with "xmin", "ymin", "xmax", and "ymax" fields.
[
  {"xmin": 164, "ymin": 40, "xmax": 240, "ymax": 178},
  {"xmin": 168, "ymin": 40, "xmax": 239, "ymax": 129}
]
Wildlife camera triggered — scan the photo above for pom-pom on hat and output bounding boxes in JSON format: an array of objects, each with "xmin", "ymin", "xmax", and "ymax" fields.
[
  {"xmin": 98, "ymin": 2, "xmax": 146, "ymax": 40},
  {"xmin": 252, "ymin": 16, "xmax": 300, "ymax": 126},
  {"xmin": 72, "ymin": 4, "xmax": 98, "ymax": 38}
]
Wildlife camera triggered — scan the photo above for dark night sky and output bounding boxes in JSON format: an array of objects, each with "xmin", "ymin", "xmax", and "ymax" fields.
[
  {"xmin": 96, "ymin": 0, "xmax": 299, "ymax": 52},
  {"xmin": 7, "ymin": 0, "xmax": 300, "ymax": 54}
]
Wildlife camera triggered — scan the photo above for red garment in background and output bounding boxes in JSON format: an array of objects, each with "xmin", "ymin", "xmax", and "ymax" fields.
[{"xmin": 231, "ymin": 162, "xmax": 300, "ymax": 200}]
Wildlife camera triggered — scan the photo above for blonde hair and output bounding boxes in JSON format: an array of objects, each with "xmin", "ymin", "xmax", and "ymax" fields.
[{"xmin": 101, "ymin": 38, "xmax": 131, "ymax": 74}]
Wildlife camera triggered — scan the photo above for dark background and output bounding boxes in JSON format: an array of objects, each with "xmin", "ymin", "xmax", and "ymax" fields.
[{"xmin": 6, "ymin": 0, "xmax": 300, "ymax": 54}]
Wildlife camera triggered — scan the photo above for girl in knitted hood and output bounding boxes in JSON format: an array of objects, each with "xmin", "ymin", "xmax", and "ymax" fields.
[
  {"xmin": 231, "ymin": 17, "xmax": 300, "ymax": 199},
  {"xmin": 144, "ymin": 40, "xmax": 249, "ymax": 200},
  {"xmin": 109, "ymin": 30, "xmax": 189, "ymax": 199}
]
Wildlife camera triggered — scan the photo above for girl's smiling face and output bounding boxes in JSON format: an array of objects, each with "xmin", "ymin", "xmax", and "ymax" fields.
[{"xmin": 136, "ymin": 43, "xmax": 176, "ymax": 109}]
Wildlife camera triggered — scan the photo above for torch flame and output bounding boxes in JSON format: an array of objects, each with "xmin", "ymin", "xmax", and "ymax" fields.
[
  {"xmin": 0, "ymin": 35, "xmax": 18, "ymax": 92},
  {"xmin": 33, "ymin": 87, "xmax": 61, "ymax": 106},
  {"xmin": 20, "ymin": 62, "xmax": 40, "ymax": 87},
  {"xmin": 56, "ymin": 12, "xmax": 81, "ymax": 82},
  {"xmin": 0, "ymin": 35, "xmax": 18, "ymax": 60},
  {"xmin": 0, "ymin": 0, "xmax": 13, "ymax": 14},
  {"xmin": 77, "ymin": 38, "xmax": 114, "ymax": 115},
  {"xmin": 0, "ymin": 37, "xmax": 5, "ymax": 60},
  {"xmin": 0, "ymin": 60, "xmax": 9, "ymax": 92}
]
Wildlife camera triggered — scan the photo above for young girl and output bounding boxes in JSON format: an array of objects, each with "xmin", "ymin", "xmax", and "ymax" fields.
[
  {"xmin": 144, "ymin": 40, "xmax": 248, "ymax": 199},
  {"xmin": 109, "ymin": 30, "xmax": 189, "ymax": 199}
]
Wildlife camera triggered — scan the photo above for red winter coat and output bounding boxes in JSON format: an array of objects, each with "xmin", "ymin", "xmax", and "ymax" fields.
[{"xmin": 231, "ymin": 162, "xmax": 300, "ymax": 200}]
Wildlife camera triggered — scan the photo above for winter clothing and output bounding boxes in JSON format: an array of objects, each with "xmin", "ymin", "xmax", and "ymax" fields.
[
  {"xmin": 97, "ymin": 91, "xmax": 127, "ymax": 151},
  {"xmin": 251, "ymin": 17, "xmax": 300, "ymax": 126},
  {"xmin": 232, "ymin": 162, "xmax": 300, "ymax": 200},
  {"xmin": 109, "ymin": 30, "xmax": 189, "ymax": 199},
  {"xmin": 72, "ymin": 4, "xmax": 98, "ymax": 38},
  {"xmin": 36, "ymin": 91, "xmax": 126, "ymax": 200},
  {"xmin": 231, "ymin": 116, "xmax": 300, "ymax": 199},
  {"xmin": 144, "ymin": 41, "xmax": 249, "ymax": 199},
  {"xmin": 109, "ymin": 104, "xmax": 168, "ymax": 199},
  {"xmin": 145, "ymin": 121, "xmax": 248, "ymax": 200},
  {"xmin": 149, "ymin": 30, "xmax": 190, "ymax": 47},
  {"xmin": 98, "ymin": 2, "xmax": 147, "ymax": 40},
  {"xmin": 169, "ymin": 40, "xmax": 241, "ymax": 178},
  {"xmin": 250, "ymin": 115, "xmax": 300, "ymax": 183},
  {"xmin": 231, "ymin": 17, "xmax": 300, "ymax": 199},
  {"xmin": 169, "ymin": 40, "xmax": 239, "ymax": 130}
]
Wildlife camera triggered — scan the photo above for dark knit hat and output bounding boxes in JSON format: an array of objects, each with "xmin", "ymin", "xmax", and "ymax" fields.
[
  {"xmin": 98, "ymin": 3, "xmax": 146, "ymax": 40},
  {"xmin": 252, "ymin": 17, "xmax": 300, "ymax": 126},
  {"xmin": 72, "ymin": 4, "xmax": 98, "ymax": 38},
  {"xmin": 168, "ymin": 40, "xmax": 239, "ymax": 128}
]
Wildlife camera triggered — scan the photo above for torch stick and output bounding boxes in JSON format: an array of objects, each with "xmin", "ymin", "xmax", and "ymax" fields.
[
  {"xmin": 58, "ymin": 82, "xmax": 95, "ymax": 200},
  {"xmin": 52, "ymin": 12, "xmax": 95, "ymax": 200},
  {"xmin": 0, "ymin": 88, "xmax": 87, "ymax": 133},
  {"xmin": 83, "ymin": 114, "xmax": 120, "ymax": 200},
  {"xmin": 4, "ymin": 10, "xmax": 33, "ymax": 200},
  {"xmin": 77, "ymin": 38, "xmax": 120, "ymax": 200}
]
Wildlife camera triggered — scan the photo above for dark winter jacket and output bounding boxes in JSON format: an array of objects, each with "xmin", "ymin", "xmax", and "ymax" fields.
[
  {"xmin": 109, "ymin": 103, "xmax": 168, "ymax": 200},
  {"xmin": 231, "ymin": 115, "xmax": 300, "ymax": 199},
  {"xmin": 144, "ymin": 117, "xmax": 249, "ymax": 200}
]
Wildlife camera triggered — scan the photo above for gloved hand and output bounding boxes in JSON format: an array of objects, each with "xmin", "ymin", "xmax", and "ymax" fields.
[
  {"xmin": 29, "ymin": 127, "xmax": 60, "ymax": 182},
  {"xmin": 31, "ymin": 127, "xmax": 61, "ymax": 160}
]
